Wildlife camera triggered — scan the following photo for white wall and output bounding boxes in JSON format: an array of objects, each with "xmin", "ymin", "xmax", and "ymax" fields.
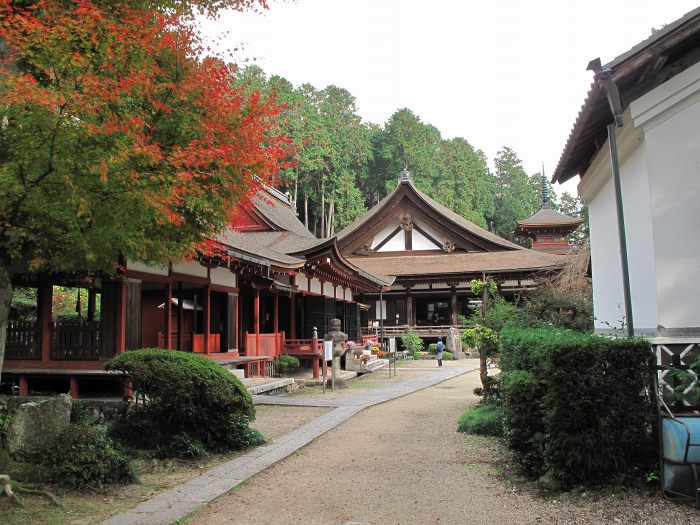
[
  {"xmin": 210, "ymin": 267, "xmax": 236, "ymax": 288},
  {"xmin": 172, "ymin": 261, "xmax": 208, "ymax": 278},
  {"xmin": 412, "ymin": 228, "xmax": 441, "ymax": 250},
  {"xmin": 581, "ymin": 119, "xmax": 658, "ymax": 334},
  {"xmin": 631, "ymin": 62, "xmax": 700, "ymax": 332}
]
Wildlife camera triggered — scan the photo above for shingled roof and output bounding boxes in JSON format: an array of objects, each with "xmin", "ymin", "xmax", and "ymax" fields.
[
  {"xmin": 517, "ymin": 207, "xmax": 584, "ymax": 228},
  {"xmin": 553, "ymin": 7, "xmax": 700, "ymax": 184}
]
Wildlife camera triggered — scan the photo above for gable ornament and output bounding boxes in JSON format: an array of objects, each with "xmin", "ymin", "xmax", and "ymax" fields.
[
  {"xmin": 400, "ymin": 213, "xmax": 413, "ymax": 231},
  {"xmin": 442, "ymin": 239, "xmax": 455, "ymax": 253}
]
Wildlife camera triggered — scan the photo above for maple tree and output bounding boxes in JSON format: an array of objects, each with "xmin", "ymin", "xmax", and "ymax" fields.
[{"xmin": 0, "ymin": 0, "xmax": 290, "ymax": 376}]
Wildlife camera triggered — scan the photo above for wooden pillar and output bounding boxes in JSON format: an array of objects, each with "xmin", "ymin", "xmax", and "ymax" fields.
[
  {"xmin": 405, "ymin": 287, "xmax": 413, "ymax": 327},
  {"xmin": 87, "ymin": 289, "xmax": 96, "ymax": 322},
  {"xmin": 203, "ymin": 284, "xmax": 211, "ymax": 355},
  {"xmin": 300, "ymin": 294, "xmax": 306, "ymax": 338},
  {"xmin": 69, "ymin": 377, "xmax": 79, "ymax": 399},
  {"xmin": 115, "ymin": 281, "xmax": 127, "ymax": 355},
  {"xmin": 253, "ymin": 288, "xmax": 260, "ymax": 356},
  {"xmin": 450, "ymin": 286, "xmax": 458, "ymax": 326},
  {"xmin": 312, "ymin": 335, "xmax": 320, "ymax": 379},
  {"xmin": 224, "ymin": 292, "xmax": 236, "ymax": 352},
  {"xmin": 164, "ymin": 281, "xmax": 172, "ymax": 349},
  {"xmin": 177, "ymin": 281, "xmax": 183, "ymax": 351},
  {"xmin": 37, "ymin": 281, "xmax": 52, "ymax": 364},
  {"xmin": 18, "ymin": 376, "xmax": 28, "ymax": 397},
  {"xmin": 273, "ymin": 291, "xmax": 279, "ymax": 334},
  {"xmin": 290, "ymin": 293, "xmax": 297, "ymax": 339}
]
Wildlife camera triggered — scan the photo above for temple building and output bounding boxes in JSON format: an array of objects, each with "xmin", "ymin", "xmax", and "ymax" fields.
[
  {"xmin": 336, "ymin": 170, "xmax": 569, "ymax": 338},
  {"xmin": 516, "ymin": 176, "xmax": 583, "ymax": 255}
]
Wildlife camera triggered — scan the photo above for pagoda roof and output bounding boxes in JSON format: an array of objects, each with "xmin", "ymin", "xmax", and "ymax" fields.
[{"xmin": 516, "ymin": 207, "xmax": 584, "ymax": 229}]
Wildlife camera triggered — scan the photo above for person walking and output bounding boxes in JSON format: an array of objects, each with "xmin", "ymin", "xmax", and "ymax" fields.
[{"xmin": 436, "ymin": 337, "xmax": 444, "ymax": 367}]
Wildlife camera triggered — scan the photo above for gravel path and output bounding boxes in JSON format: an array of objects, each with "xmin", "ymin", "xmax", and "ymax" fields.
[{"xmin": 188, "ymin": 371, "xmax": 699, "ymax": 525}]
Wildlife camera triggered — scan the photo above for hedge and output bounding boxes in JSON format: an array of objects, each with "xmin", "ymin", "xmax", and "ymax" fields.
[
  {"xmin": 106, "ymin": 349, "xmax": 261, "ymax": 455},
  {"xmin": 499, "ymin": 327, "xmax": 655, "ymax": 487}
]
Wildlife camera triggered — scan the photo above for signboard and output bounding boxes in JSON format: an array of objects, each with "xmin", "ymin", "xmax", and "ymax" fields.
[
  {"xmin": 389, "ymin": 337, "xmax": 396, "ymax": 354},
  {"xmin": 323, "ymin": 340, "xmax": 333, "ymax": 361}
]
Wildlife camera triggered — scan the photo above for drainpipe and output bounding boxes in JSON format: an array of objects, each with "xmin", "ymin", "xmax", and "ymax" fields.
[{"xmin": 589, "ymin": 60, "xmax": 634, "ymax": 337}]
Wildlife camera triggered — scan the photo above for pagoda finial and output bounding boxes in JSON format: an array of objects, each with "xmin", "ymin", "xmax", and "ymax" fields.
[
  {"xmin": 541, "ymin": 163, "xmax": 549, "ymax": 209},
  {"xmin": 398, "ymin": 168, "xmax": 412, "ymax": 185}
]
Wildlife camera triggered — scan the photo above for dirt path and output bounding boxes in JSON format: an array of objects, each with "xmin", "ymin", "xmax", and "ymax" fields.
[{"xmin": 188, "ymin": 370, "xmax": 698, "ymax": 525}]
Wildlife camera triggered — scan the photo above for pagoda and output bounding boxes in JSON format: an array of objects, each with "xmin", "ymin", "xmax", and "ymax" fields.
[{"xmin": 516, "ymin": 175, "xmax": 583, "ymax": 255}]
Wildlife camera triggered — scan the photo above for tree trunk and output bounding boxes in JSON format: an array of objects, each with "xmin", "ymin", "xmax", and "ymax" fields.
[
  {"xmin": 479, "ymin": 276, "xmax": 491, "ymax": 389},
  {"xmin": 320, "ymin": 179, "xmax": 325, "ymax": 239},
  {"xmin": 326, "ymin": 199, "xmax": 335, "ymax": 238},
  {"xmin": 304, "ymin": 191, "xmax": 309, "ymax": 229},
  {"xmin": 0, "ymin": 260, "xmax": 13, "ymax": 383}
]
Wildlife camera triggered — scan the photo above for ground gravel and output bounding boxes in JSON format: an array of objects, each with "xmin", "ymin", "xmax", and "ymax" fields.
[{"xmin": 188, "ymin": 366, "xmax": 699, "ymax": 525}]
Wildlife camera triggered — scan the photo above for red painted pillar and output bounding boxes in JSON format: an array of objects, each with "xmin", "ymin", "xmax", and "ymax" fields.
[
  {"xmin": 253, "ymin": 288, "xmax": 260, "ymax": 358},
  {"xmin": 69, "ymin": 377, "xmax": 79, "ymax": 399},
  {"xmin": 312, "ymin": 336, "xmax": 320, "ymax": 379},
  {"xmin": 177, "ymin": 281, "xmax": 183, "ymax": 351},
  {"xmin": 37, "ymin": 281, "xmax": 52, "ymax": 364},
  {"xmin": 164, "ymin": 281, "xmax": 172, "ymax": 349},
  {"xmin": 203, "ymin": 284, "xmax": 211, "ymax": 355},
  {"xmin": 19, "ymin": 376, "xmax": 28, "ymax": 397},
  {"xmin": 273, "ymin": 292, "xmax": 279, "ymax": 335},
  {"xmin": 115, "ymin": 281, "xmax": 127, "ymax": 355}
]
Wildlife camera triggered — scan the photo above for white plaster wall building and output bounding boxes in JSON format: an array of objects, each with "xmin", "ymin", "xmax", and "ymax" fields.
[{"xmin": 553, "ymin": 7, "xmax": 700, "ymax": 350}]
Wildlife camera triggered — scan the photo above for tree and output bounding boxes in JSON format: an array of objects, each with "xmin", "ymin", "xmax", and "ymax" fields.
[
  {"xmin": 488, "ymin": 147, "xmax": 542, "ymax": 244},
  {"xmin": 557, "ymin": 192, "xmax": 589, "ymax": 246},
  {"xmin": 0, "ymin": 0, "xmax": 290, "ymax": 378}
]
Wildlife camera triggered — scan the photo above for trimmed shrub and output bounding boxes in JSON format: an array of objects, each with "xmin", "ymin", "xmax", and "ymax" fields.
[
  {"xmin": 106, "ymin": 349, "xmax": 260, "ymax": 455},
  {"xmin": 523, "ymin": 287, "xmax": 593, "ymax": 333},
  {"xmin": 442, "ymin": 351, "xmax": 454, "ymax": 361},
  {"xmin": 428, "ymin": 343, "xmax": 437, "ymax": 354},
  {"xmin": 401, "ymin": 330, "xmax": 424, "ymax": 354},
  {"xmin": 458, "ymin": 402, "xmax": 503, "ymax": 436},
  {"xmin": 499, "ymin": 327, "xmax": 655, "ymax": 487},
  {"xmin": 43, "ymin": 424, "xmax": 136, "ymax": 490},
  {"xmin": 274, "ymin": 354, "xmax": 300, "ymax": 376},
  {"xmin": 156, "ymin": 433, "xmax": 207, "ymax": 459}
]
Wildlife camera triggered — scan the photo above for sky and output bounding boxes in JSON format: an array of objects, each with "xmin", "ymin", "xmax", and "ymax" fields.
[{"xmin": 201, "ymin": 0, "xmax": 699, "ymax": 197}]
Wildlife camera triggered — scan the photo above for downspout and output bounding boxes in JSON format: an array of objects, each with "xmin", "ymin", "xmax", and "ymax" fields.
[{"xmin": 588, "ymin": 59, "xmax": 634, "ymax": 337}]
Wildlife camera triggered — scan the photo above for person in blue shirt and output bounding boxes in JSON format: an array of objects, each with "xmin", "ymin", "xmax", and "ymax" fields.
[{"xmin": 436, "ymin": 338, "xmax": 444, "ymax": 367}]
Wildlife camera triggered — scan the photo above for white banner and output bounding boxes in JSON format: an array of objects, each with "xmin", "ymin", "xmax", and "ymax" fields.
[{"xmin": 323, "ymin": 340, "xmax": 333, "ymax": 361}]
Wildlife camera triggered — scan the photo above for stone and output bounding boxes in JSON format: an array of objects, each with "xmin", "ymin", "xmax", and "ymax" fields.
[
  {"xmin": 446, "ymin": 327, "xmax": 465, "ymax": 359},
  {"xmin": 7, "ymin": 394, "xmax": 72, "ymax": 457}
]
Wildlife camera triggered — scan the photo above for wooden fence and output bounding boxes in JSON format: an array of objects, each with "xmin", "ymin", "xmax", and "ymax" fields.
[
  {"xmin": 51, "ymin": 319, "xmax": 101, "ymax": 360},
  {"xmin": 245, "ymin": 332, "xmax": 284, "ymax": 358},
  {"xmin": 5, "ymin": 320, "xmax": 39, "ymax": 360}
]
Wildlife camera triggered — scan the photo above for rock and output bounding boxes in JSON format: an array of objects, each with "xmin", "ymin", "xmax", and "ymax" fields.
[
  {"xmin": 538, "ymin": 470, "xmax": 562, "ymax": 491},
  {"xmin": 446, "ymin": 327, "xmax": 465, "ymax": 358},
  {"xmin": 7, "ymin": 394, "xmax": 72, "ymax": 457}
]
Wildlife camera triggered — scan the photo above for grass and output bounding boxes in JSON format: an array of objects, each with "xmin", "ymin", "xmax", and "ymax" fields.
[{"xmin": 457, "ymin": 402, "xmax": 503, "ymax": 436}]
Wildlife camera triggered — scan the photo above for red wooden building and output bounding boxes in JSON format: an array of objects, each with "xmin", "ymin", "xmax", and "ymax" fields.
[{"xmin": 3, "ymin": 186, "xmax": 391, "ymax": 397}]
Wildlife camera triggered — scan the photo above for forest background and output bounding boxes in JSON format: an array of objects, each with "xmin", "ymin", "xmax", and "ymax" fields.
[{"xmin": 235, "ymin": 65, "xmax": 588, "ymax": 245}]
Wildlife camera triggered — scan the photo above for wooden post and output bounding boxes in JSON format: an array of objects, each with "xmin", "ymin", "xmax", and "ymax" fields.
[
  {"xmin": 115, "ymin": 281, "xmax": 127, "ymax": 355},
  {"xmin": 69, "ymin": 377, "xmax": 79, "ymax": 399},
  {"xmin": 87, "ymin": 289, "xmax": 96, "ymax": 322},
  {"xmin": 450, "ymin": 286, "xmax": 458, "ymax": 325},
  {"xmin": 203, "ymin": 284, "xmax": 211, "ymax": 355},
  {"xmin": 312, "ymin": 335, "xmax": 320, "ymax": 379},
  {"xmin": 273, "ymin": 292, "xmax": 279, "ymax": 335},
  {"xmin": 164, "ymin": 281, "xmax": 172, "ymax": 349},
  {"xmin": 253, "ymin": 288, "xmax": 260, "ymax": 358},
  {"xmin": 18, "ymin": 376, "xmax": 28, "ymax": 397},
  {"xmin": 406, "ymin": 286, "xmax": 413, "ymax": 327},
  {"xmin": 176, "ymin": 281, "xmax": 184, "ymax": 351},
  {"xmin": 37, "ymin": 281, "xmax": 52, "ymax": 364},
  {"xmin": 290, "ymin": 293, "xmax": 297, "ymax": 339}
]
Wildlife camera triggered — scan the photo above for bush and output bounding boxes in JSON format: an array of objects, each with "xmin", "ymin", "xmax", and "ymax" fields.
[
  {"xmin": 401, "ymin": 330, "xmax": 424, "ymax": 354},
  {"xmin": 156, "ymin": 433, "xmax": 207, "ymax": 460},
  {"xmin": 523, "ymin": 286, "xmax": 593, "ymax": 332},
  {"xmin": 442, "ymin": 351, "xmax": 454, "ymax": 361},
  {"xmin": 43, "ymin": 424, "xmax": 136, "ymax": 490},
  {"xmin": 428, "ymin": 343, "xmax": 437, "ymax": 354},
  {"xmin": 274, "ymin": 354, "xmax": 300, "ymax": 376},
  {"xmin": 499, "ymin": 327, "xmax": 655, "ymax": 487},
  {"xmin": 106, "ymin": 349, "xmax": 259, "ymax": 455},
  {"xmin": 70, "ymin": 400, "xmax": 92, "ymax": 426},
  {"xmin": 458, "ymin": 402, "xmax": 503, "ymax": 436}
]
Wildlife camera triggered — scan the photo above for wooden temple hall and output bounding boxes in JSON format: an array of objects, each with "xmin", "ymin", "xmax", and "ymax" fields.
[{"xmin": 3, "ymin": 174, "xmax": 580, "ymax": 396}]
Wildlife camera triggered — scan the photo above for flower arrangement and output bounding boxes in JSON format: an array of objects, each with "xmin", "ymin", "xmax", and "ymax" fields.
[
  {"xmin": 370, "ymin": 345, "xmax": 380, "ymax": 355},
  {"xmin": 353, "ymin": 347, "xmax": 364, "ymax": 357},
  {"xmin": 377, "ymin": 350, "xmax": 386, "ymax": 359},
  {"xmin": 360, "ymin": 354, "xmax": 370, "ymax": 364}
]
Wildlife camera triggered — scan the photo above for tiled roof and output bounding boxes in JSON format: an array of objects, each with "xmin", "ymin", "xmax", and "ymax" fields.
[
  {"xmin": 517, "ymin": 207, "xmax": 583, "ymax": 227},
  {"xmin": 337, "ymin": 179, "xmax": 520, "ymax": 250},
  {"xmin": 251, "ymin": 190, "xmax": 316, "ymax": 239},
  {"xmin": 347, "ymin": 250, "xmax": 566, "ymax": 278}
]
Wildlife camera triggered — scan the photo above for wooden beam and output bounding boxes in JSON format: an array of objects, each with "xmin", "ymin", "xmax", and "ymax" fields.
[
  {"xmin": 115, "ymin": 281, "xmax": 127, "ymax": 355},
  {"xmin": 203, "ymin": 284, "xmax": 211, "ymax": 355}
]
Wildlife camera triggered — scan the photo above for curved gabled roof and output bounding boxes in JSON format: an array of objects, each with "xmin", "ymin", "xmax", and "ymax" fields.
[
  {"xmin": 336, "ymin": 178, "xmax": 521, "ymax": 252},
  {"xmin": 517, "ymin": 207, "xmax": 584, "ymax": 228}
]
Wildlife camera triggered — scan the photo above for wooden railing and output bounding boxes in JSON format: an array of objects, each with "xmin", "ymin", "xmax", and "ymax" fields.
[
  {"xmin": 283, "ymin": 338, "xmax": 322, "ymax": 356},
  {"xmin": 5, "ymin": 320, "xmax": 39, "ymax": 360},
  {"xmin": 360, "ymin": 325, "xmax": 466, "ymax": 338},
  {"xmin": 245, "ymin": 332, "xmax": 284, "ymax": 358},
  {"xmin": 51, "ymin": 319, "xmax": 101, "ymax": 361},
  {"xmin": 157, "ymin": 332, "xmax": 221, "ymax": 354}
]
